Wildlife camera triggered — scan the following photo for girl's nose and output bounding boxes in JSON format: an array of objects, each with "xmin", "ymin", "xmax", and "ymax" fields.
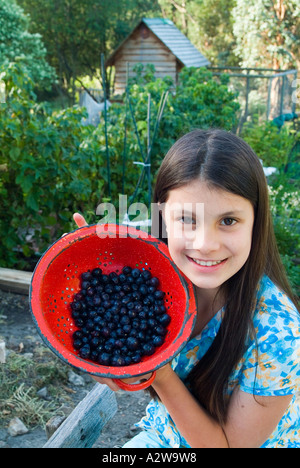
[{"xmin": 189, "ymin": 224, "xmax": 221, "ymax": 253}]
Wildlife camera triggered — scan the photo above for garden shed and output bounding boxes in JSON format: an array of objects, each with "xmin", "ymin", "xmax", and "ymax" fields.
[{"xmin": 106, "ymin": 18, "xmax": 210, "ymax": 95}]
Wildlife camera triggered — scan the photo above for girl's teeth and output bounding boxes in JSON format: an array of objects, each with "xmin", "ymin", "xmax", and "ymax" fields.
[{"xmin": 192, "ymin": 258, "xmax": 222, "ymax": 266}]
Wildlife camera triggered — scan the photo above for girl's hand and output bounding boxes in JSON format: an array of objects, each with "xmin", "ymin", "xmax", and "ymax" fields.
[
  {"xmin": 62, "ymin": 213, "xmax": 88, "ymax": 237},
  {"xmin": 90, "ymin": 374, "xmax": 153, "ymax": 392},
  {"xmin": 73, "ymin": 212, "xmax": 88, "ymax": 228},
  {"xmin": 90, "ymin": 366, "xmax": 172, "ymax": 393}
]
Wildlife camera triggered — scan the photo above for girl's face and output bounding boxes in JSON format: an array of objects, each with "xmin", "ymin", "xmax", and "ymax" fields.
[{"xmin": 163, "ymin": 180, "xmax": 254, "ymax": 294}]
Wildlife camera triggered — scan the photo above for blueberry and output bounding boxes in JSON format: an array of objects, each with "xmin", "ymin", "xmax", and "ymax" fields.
[
  {"xmin": 154, "ymin": 325, "xmax": 168, "ymax": 336},
  {"xmin": 74, "ymin": 318, "xmax": 85, "ymax": 328},
  {"xmin": 104, "ymin": 340, "xmax": 114, "ymax": 353},
  {"xmin": 109, "ymin": 272, "xmax": 119, "ymax": 284},
  {"xmin": 147, "ymin": 318, "xmax": 158, "ymax": 329},
  {"xmin": 71, "ymin": 310, "xmax": 81, "ymax": 320},
  {"xmin": 126, "ymin": 337, "xmax": 139, "ymax": 350},
  {"xmin": 131, "ymin": 352, "xmax": 142, "ymax": 363},
  {"xmin": 124, "ymin": 356, "xmax": 133, "ymax": 365},
  {"xmin": 122, "ymin": 283, "xmax": 131, "ymax": 294},
  {"xmin": 107, "ymin": 321, "xmax": 116, "ymax": 331},
  {"xmin": 123, "ymin": 324, "xmax": 131, "ymax": 334},
  {"xmin": 105, "ymin": 284, "xmax": 114, "ymax": 294},
  {"xmin": 90, "ymin": 277, "xmax": 99, "ymax": 287},
  {"xmin": 111, "ymin": 355, "xmax": 126, "ymax": 367},
  {"xmin": 90, "ymin": 337, "xmax": 101, "ymax": 349},
  {"xmin": 88, "ymin": 309, "xmax": 97, "ymax": 319},
  {"xmin": 158, "ymin": 314, "xmax": 171, "ymax": 327},
  {"xmin": 140, "ymin": 320, "xmax": 148, "ymax": 331},
  {"xmin": 98, "ymin": 352, "xmax": 111, "ymax": 365},
  {"xmin": 152, "ymin": 335, "xmax": 165, "ymax": 347},
  {"xmin": 119, "ymin": 273, "xmax": 127, "ymax": 283},
  {"xmin": 86, "ymin": 319, "xmax": 95, "ymax": 330},
  {"xmin": 74, "ymin": 292, "xmax": 84, "ymax": 301},
  {"xmin": 79, "ymin": 344, "xmax": 90, "ymax": 359},
  {"xmin": 73, "ymin": 338, "xmax": 83, "ymax": 350},
  {"xmin": 101, "ymin": 274, "xmax": 109, "ymax": 283},
  {"xmin": 71, "ymin": 301, "xmax": 82, "ymax": 311},
  {"xmin": 136, "ymin": 331, "xmax": 146, "ymax": 341},
  {"xmin": 142, "ymin": 343, "xmax": 156, "ymax": 356},
  {"xmin": 154, "ymin": 290, "xmax": 165, "ymax": 300},
  {"xmin": 154, "ymin": 304, "xmax": 165, "ymax": 315},
  {"xmin": 149, "ymin": 277, "xmax": 159, "ymax": 288},
  {"xmin": 90, "ymin": 350, "xmax": 99, "ymax": 361},
  {"xmin": 93, "ymin": 295, "xmax": 101, "ymax": 306},
  {"xmin": 114, "ymin": 339, "xmax": 124, "ymax": 349},
  {"xmin": 86, "ymin": 287, "xmax": 95, "ymax": 296},
  {"xmin": 141, "ymin": 270, "xmax": 152, "ymax": 281},
  {"xmin": 92, "ymin": 268, "xmax": 102, "ymax": 277},
  {"xmin": 101, "ymin": 327, "xmax": 111, "ymax": 338},
  {"xmin": 139, "ymin": 285, "xmax": 148, "ymax": 296},
  {"xmin": 73, "ymin": 330, "xmax": 83, "ymax": 340},
  {"xmin": 95, "ymin": 284, "xmax": 104, "ymax": 293},
  {"xmin": 122, "ymin": 266, "xmax": 132, "ymax": 275},
  {"xmin": 81, "ymin": 271, "xmax": 92, "ymax": 281},
  {"xmin": 131, "ymin": 319, "xmax": 140, "ymax": 329},
  {"xmin": 120, "ymin": 315, "xmax": 130, "ymax": 326},
  {"xmin": 131, "ymin": 268, "xmax": 140, "ymax": 279}
]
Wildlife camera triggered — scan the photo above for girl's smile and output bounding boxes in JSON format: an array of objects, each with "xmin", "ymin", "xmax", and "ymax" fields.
[
  {"xmin": 163, "ymin": 180, "xmax": 255, "ymax": 294},
  {"xmin": 186, "ymin": 255, "xmax": 228, "ymax": 270}
]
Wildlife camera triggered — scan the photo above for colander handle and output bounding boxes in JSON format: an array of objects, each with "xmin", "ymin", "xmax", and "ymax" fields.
[{"xmin": 112, "ymin": 371, "xmax": 156, "ymax": 391}]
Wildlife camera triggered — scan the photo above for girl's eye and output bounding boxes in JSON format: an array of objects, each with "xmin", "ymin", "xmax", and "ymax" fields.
[
  {"xmin": 179, "ymin": 216, "xmax": 195, "ymax": 225},
  {"xmin": 221, "ymin": 217, "xmax": 237, "ymax": 226}
]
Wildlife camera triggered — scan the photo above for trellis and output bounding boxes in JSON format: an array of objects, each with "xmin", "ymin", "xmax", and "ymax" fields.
[{"xmin": 209, "ymin": 66, "xmax": 298, "ymax": 133}]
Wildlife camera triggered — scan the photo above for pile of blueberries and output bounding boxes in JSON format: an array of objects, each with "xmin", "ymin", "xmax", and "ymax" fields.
[{"xmin": 70, "ymin": 266, "xmax": 171, "ymax": 367}]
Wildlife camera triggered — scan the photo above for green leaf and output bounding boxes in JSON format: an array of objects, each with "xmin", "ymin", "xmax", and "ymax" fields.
[{"xmin": 9, "ymin": 147, "xmax": 21, "ymax": 161}]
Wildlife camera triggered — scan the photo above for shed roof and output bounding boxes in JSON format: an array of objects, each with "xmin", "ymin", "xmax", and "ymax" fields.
[
  {"xmin": 142, "ymin": 18, "xmax": 210, "ymax": 68},
  {"xmin": 106, "ymin": 18, "xmax": 210, "ymax": 68}
]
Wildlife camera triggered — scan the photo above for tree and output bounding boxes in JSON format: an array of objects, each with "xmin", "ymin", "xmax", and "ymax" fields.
[
  {"xmin": 157, "ymin": 0, "xmax": 238, "ymax": 66},
  {"xmin": 232, "ymin": 0, "xmax": 300, "ymax": 70},
  {"xmin": 17, "ymin": 0, "xmax": 161, "ymax": 101},
  {"xmin": 0, "ymin": 0, "xmax": 56, "ymax": 90}
]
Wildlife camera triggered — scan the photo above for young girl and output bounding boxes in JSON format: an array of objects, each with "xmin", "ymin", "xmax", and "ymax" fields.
[{"xmin": 74, "ymin": 129, "xmax": 300, "ymax": 448}]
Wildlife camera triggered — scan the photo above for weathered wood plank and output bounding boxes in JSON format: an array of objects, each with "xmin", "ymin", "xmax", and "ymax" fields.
[
  {"xmin": 0, "ymin": 267, "xmax": 32, "ymax": 294},
  {"xmin": 116, "ymin": 61, "xmax": 176, "ymax": 70},
  {"xmin": 43, "ymin": 383, "xmax": 118, "ymax": 448}
]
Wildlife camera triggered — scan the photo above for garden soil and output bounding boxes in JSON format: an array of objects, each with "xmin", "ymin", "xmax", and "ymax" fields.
[{"xmin": 0, "ymin": 289, "xmax": 150, "ymax": 448}]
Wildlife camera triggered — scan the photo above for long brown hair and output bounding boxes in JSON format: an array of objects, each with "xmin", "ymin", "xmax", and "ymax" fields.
[{"xmin": 153, "ymin": 129, "xmax": 299, "ymax": 424}]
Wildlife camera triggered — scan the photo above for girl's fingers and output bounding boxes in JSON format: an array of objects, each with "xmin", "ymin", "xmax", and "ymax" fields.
[
  {"xmin": 73, "ymin": 212, "xmax": 88, "ymax": 228},
  {"xmin": 90, "ymin": 375, "xmax": 121, "ymax": 392}
]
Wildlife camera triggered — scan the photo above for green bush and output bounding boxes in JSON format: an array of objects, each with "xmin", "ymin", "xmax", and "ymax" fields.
[
  {"xmin": 268, "ymin": 182, "xmax": 300, "ymax": 296},
  {"xmin": 241, "ymin": 116, "xmax": 296, "ymax": 169},
  {"xmin": 0, "ymin": 63, "xmax": 102, "ymax": 268}
]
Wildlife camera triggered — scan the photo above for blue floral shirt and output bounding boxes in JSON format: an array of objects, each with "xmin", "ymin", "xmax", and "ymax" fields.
[{"xmin": 136, "ymin": 276, "xmax": 300, "ymax": 448}]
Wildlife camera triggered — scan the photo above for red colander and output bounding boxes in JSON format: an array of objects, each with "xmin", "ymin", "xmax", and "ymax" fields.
[{"xmin": 30, "ymin": 223, "xmax": 197, "ymax": 391}]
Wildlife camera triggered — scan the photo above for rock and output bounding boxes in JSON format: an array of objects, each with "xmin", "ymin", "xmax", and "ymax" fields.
[
  {"xmin": 8, "ymin": 417, "xmax": 29, "ymax": 436},
  {"xmin": 45, "ymin": 415, "xmax": 67, "ymax": 440},
  {"xmin": 58, "ymin": 404, "xmax": 73, "ymax": 417},
  {"xmin": 68, "ymin": 370, "xmax": 85, "ymax": 386},
  {"xmin": 0, "ymin": 340, "xmax": 6, "ymax": 363},
  {"xmin": 36, "ymin": 387, "xmax": 48, "ymax": 400}
]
